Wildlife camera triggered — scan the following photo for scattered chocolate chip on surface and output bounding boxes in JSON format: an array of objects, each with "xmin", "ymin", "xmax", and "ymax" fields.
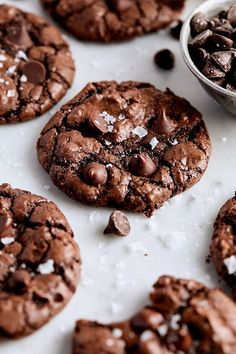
[
  {"xmin": 72, "ymin": 275, "xmax": 236, "ymax": 354},
  {"xmin": 40, "ymin": 0, "xmax": 185, "ymax": 42},
  {"xmin": 104, "ymin": 210, "xmax": 130, "ymax": 237},
  {"xmin": 154, "ymin": 49, "xmax": 175, "ymax": 70},
  {"xmin": 189, "ymin": 6, "xmax": 236, "ymax": 92},
  {"xmin": 0, "ymin": 183, "xmax": 81, "ymax": 338},
  {"xmin": 0, "ymin": 4, "xmax": 75, "ymax": 124},
  {"xmin": 37, "ymin": 81, "xmax": 211, "ymax": 217}
]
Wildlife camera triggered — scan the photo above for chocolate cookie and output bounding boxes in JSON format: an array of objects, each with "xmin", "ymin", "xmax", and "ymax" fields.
[
  {"xmin": 37, "ymin": 81, "xmax": 211, "ymax": 216},
  {"xmin": 211, "ymin": 196, "xmax": 236, "ymax": 298},
  {"xmin": 40, "ymin": 0, "xmax": 185, "ymax": 42},
  {"xmin": 0, "ymin": 5, "xmax": 75, "ymax": 124},
  {"xmin": 0, "ymin": 183, "xmax": 81, "ymax": 338},
  {"xmin": 73, "ymin": 275, "xmax": 236, "ymax": 354}
]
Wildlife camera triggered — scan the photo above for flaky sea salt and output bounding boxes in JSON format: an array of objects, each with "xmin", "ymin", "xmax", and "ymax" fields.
[
  {"xmin": 149, "ymin": 137, "xmax": 159, "ymax": 150},
  {"xmin": 158, "ymin": 231, "xmax": 186, "ymax": 249},
  {"xmin": 7, "ymin": 90, "xmax": 16, "ymax": 97},
  {"xmin": 158, "ymin": 324, "xmax": 168, "ymax": 336},
  {"xmin": 132, "ymin": 126, "xmax": 148, "ymax": 138},
  {"xmin": 38, "ymin": 259, "xmax": 54, "ymax": 274},
  {"xmin": 106, "ymin": 339, "xmax": 114, "ymax": 347},
  {"xmin": 16, "ymin": 50, "xmax": 28, "ymax": 61},
  {"xmin": 224, "ymin": 255, "xmax": 236, "ymax": 274},
  {"xmin": 170, "ymin": 314, "xmax": 181, "ymax": 329},
  {"xmin": 125, "ymin": 241, "xmax": 147, "ymax": 254},
  {"xmin": 0, "ymin": 54, "xmax": 6, "ymax": 61},
  {"xmin": 20, "ymin": 75, "xmax": 27, "ymax": 83},
  {"xmin": 1, "ymin": 237, "xmax": 14, "ymax": 245},
  {"xmin": 112, "ymin": 328, "xmax": 123, "ymax": 338},
  {"xmin": 140, "ymin": 330, "xmax": 153, "ymax": 342},
  {"xmin": 7, "ymin": 65, "xmax": 16, "ymax": 75}
]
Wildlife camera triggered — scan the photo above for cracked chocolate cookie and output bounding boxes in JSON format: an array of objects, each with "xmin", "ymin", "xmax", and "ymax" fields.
[
  {"xmin": 211, "ymin": 196, "xmax": 236, "ymax": 298},
  {"xmin": 0, "ymin": 183, "xmax": 81, "ymax": 338},
  {"xmin": 37, "ymin": 81, "xmax": 211, "ymax": 216},
  {"xmin": 0, "ymin": 5, "xmax": 75, "ymax": 124},
  {"xmin": 40, "ymin": 0, "xmax": 185, "ymax": 42},
  {"xmin": 73, "ymin": 275, "xmax": 236, "ymax": 354}
]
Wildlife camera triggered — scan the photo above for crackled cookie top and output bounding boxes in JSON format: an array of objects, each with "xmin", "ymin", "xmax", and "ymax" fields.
[
  {"xmin": 73, "ymin": 276, "xmax": 236, "ymax": 354},
  {"xmin": 37, "ymin": 81, "xmax": 211, "ymax": 216},
  {"xmin": 0, "ymin": 184, "xmax": 81, "ymax": 338},
  {"xmin": 211, "ymin": 196, "xmax": 236, "ymax": 297},
  {"xmin": 41, "ymin": 0, "xmax": 185, "ymax": 42},
  {"xmin": 0, "ymin": 5, "xmax": 75, "ymax": 124}
]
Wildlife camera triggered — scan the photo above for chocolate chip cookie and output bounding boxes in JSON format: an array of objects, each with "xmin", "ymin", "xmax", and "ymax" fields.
[
  {"xmin": 211, "ymin": 196, "xmax": 236, "ymax": 299},
  {"xmin": 0, "ymin": 5, "xmax": 75, "ymax": 124},
  {"xmin": 0, "ymin": 183, "xmax": 81, "ymax": 338},
  {"xmin": 40, "ymin": 0, "xmax": 185, "ymax": 42},
  {"xmin": 73, "ymin": 275, "xmax": 236, "ymax": 354},
  {"xmin": 37, "ymin": 81, "xmax": 211, "ymax": 216}
]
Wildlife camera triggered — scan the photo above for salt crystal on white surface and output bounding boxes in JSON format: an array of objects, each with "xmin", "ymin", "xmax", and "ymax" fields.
[
  {"xmin": 98, "ymin": 241, "xmax": 106, "ymax": 249},
  {"xmin": 7, "ymin": 90, "xmax": 16, "ymax": 97},
  {"xmin": 60, "ymin": 325, "xmax": 67, "ymax": 333},
  {"xmin": 111, "ymin": 302, "xmax": 123, "ymax": 315},
  {"xmin": 38, "ymin": 259, "xmax": 54, "ymax": 274},
  {"xmin": 89, "ymin": 211, "xmax": 101, "ymax": 222},
  {"xmin": 132, "ymin": 126, "xmax": 148, "ymax": 138},
  {"xmin": 149, "ymin": 137, "xmax": 159, "ymax": 150},
  {"xmin": 0, "ymin": 54, "xmax": 6, "ymax": 61},
  {"xmin": 140, "ymin": 330, "xmax": 153, "ymax": 342},
  {"xmin": 20, "ymin": 75, "xmax": 27, "ymax": 82},
  {"xmin": 112, "ymin": 328, "xmax": 123, "ymax": 338},
  {"xmin": 13, "ymin": 162, "xmax": 23, "ymax": 168},
  {"xmin": 1, "ymin": 237, "xmax": 14, "ymax": 245},
  {"xmin": 168, "ymin": 194, "xmax": 183, "ymax": 205},
  {"xmin": 158, "ymin": 231, "xmax": 186, "ymax": 249},
  {"xmin": 16, "ymin": 50, "xmax": 28, "ymax": 61},
  {"xmin": 224, "ymin": 255, "xmax": 236, "ymax": 274},
  {"xmin": 42, "ymin": 185, "xmax": 51, "ymax": 191},
  {"xmin": 125, "ymin": 241, "xmax": 147, "ymax": 254},
  {"xmin": 221, "ymin": 137, "xmax": 227, "ymax": 142}
]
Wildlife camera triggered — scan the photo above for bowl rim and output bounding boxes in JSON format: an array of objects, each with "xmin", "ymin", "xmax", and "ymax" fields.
[{"xmin": 180, "ymin": 0, "xmax": 236, "ymax": 98}]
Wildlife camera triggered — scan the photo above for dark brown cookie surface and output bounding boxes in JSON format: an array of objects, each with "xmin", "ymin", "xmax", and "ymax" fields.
[
  {"xmin": 73, "ymin": 276, "xmax": 236, "ymax": 354},
  {"xmin": 37, "ymin": 81, "xmax": 211, "ymax": 216},
  {"xmin": 0, "ymin": 5, "xmax": 75, "ymax": 124},
  {"xmin": 40, "ymin": 0, "xmax": 185, "ymax": 42},
  {"xmin": 0, "ymin": 183, "xmax": 81, "ymax": 338},
  {"xmin": 211, "ymin": 196, "xmax": 236, "ymax": 298}
]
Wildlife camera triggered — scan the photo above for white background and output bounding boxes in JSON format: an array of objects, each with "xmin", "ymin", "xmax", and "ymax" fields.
[{"xmin": 0, "ymin": 0, "xmax": 235, "ymax": 353}]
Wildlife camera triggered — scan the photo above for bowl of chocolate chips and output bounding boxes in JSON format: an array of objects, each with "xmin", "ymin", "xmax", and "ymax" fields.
[{"xmin": 181, "ymin": 0, "xmax": 236, "ymax": 115}]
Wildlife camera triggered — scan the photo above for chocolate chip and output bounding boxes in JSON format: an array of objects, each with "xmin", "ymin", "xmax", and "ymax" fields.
[
  {"xmin": 190, "ymin": 48, "xmax": 209, "ymax": 70},
  {"xmin": 208, "ymin": 16, "xmax": 222, "ymax": 30},
  {"xmin": 7, "ymin": 270, "xmax": 30, "ymax": 294},
  {"xmin": 0, "ymin": 214, "xmax": 11, "ymax": 236},
  {"xmin": 214, "ymin": 24, "xmax": 233, "ymax": 38},
  {"xmin": 202, "ymin": 58, "xmax": 225, "ymax": 79},
  {"xmin": 154, "ymin": 49, "xmax": 175, "ymax": 70},
  {"xmin": 228, "ymin": 5, "xmax": 236, "ymax": 27},
  {"xmin": 206, "ymin": 33, "xmax": 233, "ymax": 52},
  {"xmin": 88, "ymin": 113, "xmax": 108, "ymax": 134},
  {"xmin": 153, "ymin": 110, "xmax": 176, "ymax": 135},
  {"xmin": 190, "ymin": 12, "xmax": 208, "ymax": 35},
  {"xmin": 83, "ymin": 162, "xmax": 107, "ymax": 187},
  {"xmin": 7, "ymin": 25, "xmax": 32, "ymax": 47},
  {"xmin": 104, "ymin": 210, "xmax": 130, "ymax": 237},
  {"xmin": 22, "ymin": 60, "xmax": 46, "ymax": 84},
  {"xmin": 189, "ymin": 29, "xmax": 212, "ymax": 48},
  {"xmin": 131, "ymin": 308, "xmax": 164, "ymax": 332},
  {"xmin": 170, "ymin": 20, "xmax": 183, "ymax": 40},
  {"xmin": 211, "ymin": 51, "xmax": 234, "ymax": 72},
  {"xmin": 130, "ymin": 154, "xmax": 156, "ymax": 177}
]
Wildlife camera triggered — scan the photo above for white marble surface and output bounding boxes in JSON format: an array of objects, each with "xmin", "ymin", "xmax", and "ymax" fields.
[{"xmin": 0, "ymin": 0, "xmax": 235, "ymax": 353}]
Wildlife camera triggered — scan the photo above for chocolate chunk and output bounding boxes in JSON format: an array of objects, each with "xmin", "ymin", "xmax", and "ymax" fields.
[
  {"xmin": 104, "ymin": 210, "xmax": 130, "ymax": 237},
  {"xmin": 83, "ymin": 163, "xmax": 107, "ymax": 187},
  {"xmin": 0, "ymin": 214, "xmax": 11, "ymax": 236},
  {"xmin": 214, "ymin": 24, "xmax": 233, "ymax": 38},
  {"xmin": 228, "ymin": 5, "xmax": 236, "ymax": 27},
  {"xmin": 154, "ymin": 49, "xmax": 175, "ymax": 70},
  {"xmin": 7, "ymin": 25, "xmax": 32, "ymax": 47},
  {"xmin": 22, "ymin": 61, "xmax": 46, "ymax": 84},
  {"xmin": 202, "ymin": 58, "xmax": 225, "ymax": 79},
  {"xmin": 88, "ymin": 113, "xmax": 108, "ymax": 134},
  {"xmin": 190, "ymin": 48, "xmax": 209, "ymax": 70},
  {"xmin": 0, "ymin": 5, "xmax": 75, "ymax": 124},
  {"xmin": 207, "ymin": 33, "xmax": 233, "ymax": 52},
  {"xmin": 153, "ymin": 110, "xmax": 176, "ymax": 135},
  {"xmin": 37, "ymin": 81, "xmax": 211, "ymax": 217},
  {"xmin": 0, "ymin": 184, "xmax": 81, "ymax": 338},
  {"xmin": 130, "ymin": 154, "xmax": 156, "ymax": 177},
  {"xmin": 211, "ymin": 51, "xmax": 234, "ymax": 72},
  {"xmin": 189, "ymin": 29, "xmax": 212, "ymax": 48},
  {"xmin": 40, "ymin": 0, "xmax": 186, "ymax": 42},
  {"xmin": 170, "ymin": 20, "xmax": 183, "ymax": 40},
  {"xmin": 190, "ymin": 12, "xmax": 208, "ymax": 35},
  {"xmin": 131, "ymin": 307, "xmax": 164, "ymax": 332}
]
